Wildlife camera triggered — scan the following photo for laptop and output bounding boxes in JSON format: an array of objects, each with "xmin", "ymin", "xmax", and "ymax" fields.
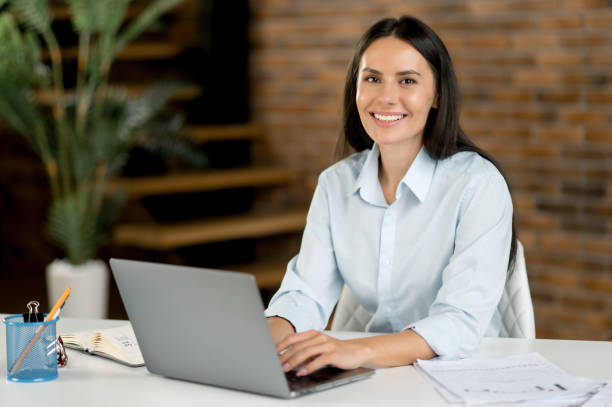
[{"xmin": 109, "ymin": 258, "xmax": 375, "ymax": 398}]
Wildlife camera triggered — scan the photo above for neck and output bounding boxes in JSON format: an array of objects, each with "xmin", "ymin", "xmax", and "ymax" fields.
[{"xmin": 378, "ymin": 140, "xmax": 423, "ymax": 188}]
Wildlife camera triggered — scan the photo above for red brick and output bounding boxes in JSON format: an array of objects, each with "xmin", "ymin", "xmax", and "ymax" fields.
[
  {"xmin": 557, "ymin": 326, "xmax": 610, "ymax": 341},
  {"xmin": 466, "ymin": 0, "xmax": 513, "ymax": 14},
  {"xmin": 519, "ymin": 213, "xmax": 558, "ymax": 230},
  {"xmin": 560, "ymin": 294, "xmax": 605, "ymax": 310},
  {"xmin": 516, "ymin": 0, "xmax": 567, "ymax": 11},
  {"xmin": 515, "ymin": 109, "xmax": 557, "ymax": 121},
  {"xmin": 519, "ymin": 231, "xmax": 537, "ymax": 250},
  {"xmin": 535, "ymin": 304, "xmax": 584, "ymax": 324},
  {"xmin": 560, "ymin": 109, "xmax": 608, "ymax": 124},
  {"xmin": 534, "ymin": 125, "xmax": 585, "ymax": 142},
  {"xmin": 584, "ymin": 276, "xmax": 612, "ymax": 294},
  {"xmin": 489, "ymin": 127, "xmax": 532, "ymax": 139},
  {"xmin": 514, "ymin": 193, "xmax": 535, "ymax": 211},
  {"xmin": 512, "ymin": 34, "xmax": 558, "ymax": 48},
  {"xmin": 534, "ymin": 326, "xmax": 557, "ymax": 339},
  {"xmin": 537, "ymin": 15, "xmax": 583, "ymax": 29},
  {"xmin": 584, "ymin": 13, "xmax": 612, "ymax": 28},
  {"xmin": 536, "ymin": 52, "xmax": 584, "ymax": 66},
  {"xmin": 514, "ymin": 70, "xmax": 560, "ymax": 86},
  {"xmin": 587, "ymin": 90, "xmax": 612, "ymax": 104},
  {"xmin": 584, "ymin": 312, "xmax": 612, "ymax": 330},
  {"xmin": 537, "ymin": 90, "xmax": 580, "ymax": 103},
  {"xmin": 586, "ymin": 126, "xmax": 612, "ymax": 143},
  {"xmin": 490, "ymin": 88, "xmax": 534, "ymax": 102},
  {"xmin": 469, "ymin": 35, "xmax": 512, "ymax": 48},
  {"xmin": 539, "ymin": 234, "xmax": 582, "ymax": 250},
  {"xmin": 519, "ymin": 144, "xmax": 561, "ymax": 158},
  {"xmin": 585, "ymin": 54, "xmax": 612, "ymax": 67},
  {"xmin": 560, "ymin": 33, "xmax": 611, "ymax": 47},
  {"xmin": 558, "ymin": 257, "xmax": 608, "ymax": 273},
  {"xmin": 584, "ymin": 236, "xmax": 612, "ymax": 254},
  {"xmin": 564, "ymin": 0, "xmax": 612, "ymax": 9},
  {"xmin": 531, "ymin": 271, "xmax": 581, "ymax": 287},
  {"xmin": 561, "ymin": 72, "xmax": 609, "ymax": 86}
]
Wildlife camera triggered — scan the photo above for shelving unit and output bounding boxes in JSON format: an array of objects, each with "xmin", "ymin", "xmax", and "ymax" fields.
[{"xmin": 86, "ymin": 1, "xmax": 300, "ymax": 291}]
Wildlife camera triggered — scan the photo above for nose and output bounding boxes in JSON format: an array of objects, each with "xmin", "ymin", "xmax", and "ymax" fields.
[{"xmin": 378, "ymin": 81, "xmax": 398, "ymax": 105}]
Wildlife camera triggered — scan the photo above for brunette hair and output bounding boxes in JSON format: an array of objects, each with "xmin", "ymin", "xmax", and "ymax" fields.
[{"xmin": 338, "ymin": 15, "xmax": 518, "ymax": 272}]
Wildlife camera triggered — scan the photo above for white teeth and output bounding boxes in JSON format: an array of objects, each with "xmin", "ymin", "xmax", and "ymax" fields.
[{"xmin": 373, "ymin": 113, "xmax": 404, "ymax": 121}]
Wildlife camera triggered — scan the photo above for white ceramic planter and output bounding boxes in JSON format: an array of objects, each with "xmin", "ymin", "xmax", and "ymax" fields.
[{"xmin": 45, "ymin": 259, "xmax": 109, "ymax": 319}]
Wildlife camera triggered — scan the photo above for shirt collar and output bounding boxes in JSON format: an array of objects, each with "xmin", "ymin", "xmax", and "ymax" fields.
[
  {"xmin": 400, "ymin": 145, "xmax": 436, "ymax": 202},
  {"xmin": 352, "ymin": 143, "xmax": 436, "ymax": 205}
]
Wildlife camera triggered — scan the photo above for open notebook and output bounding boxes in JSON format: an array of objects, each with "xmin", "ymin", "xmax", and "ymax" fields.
[{"xmin": 60, "ymin": 325, "xmax": 145, "ymax": 367}]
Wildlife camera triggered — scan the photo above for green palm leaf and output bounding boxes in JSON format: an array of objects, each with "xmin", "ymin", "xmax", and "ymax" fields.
[
  {"xmin": 7, "ymin": 0, "xmax": 52, "ymax": 34},
  {"xmin": 116, "ymin": 0, "xmax": 183, "ymax": 54},
  {"xmin": 47, "ymin": 189, "xmax": 98, "ymax": 265}
]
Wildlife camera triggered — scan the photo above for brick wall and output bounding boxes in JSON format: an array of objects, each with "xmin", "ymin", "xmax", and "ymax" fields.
[{"xmin": 249, "ymin": 0, "xmax": 612, "ymax": 340}]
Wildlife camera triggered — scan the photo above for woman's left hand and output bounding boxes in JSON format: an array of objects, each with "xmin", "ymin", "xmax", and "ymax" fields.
[{"xmin": 276, "ymin": 330, "xmax": 371, "ymax": 376}]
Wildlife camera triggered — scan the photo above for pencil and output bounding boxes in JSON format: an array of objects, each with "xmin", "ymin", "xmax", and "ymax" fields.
[{"xmin": 10, "ymin": 287, "xmax": 71, "ymax": 375}]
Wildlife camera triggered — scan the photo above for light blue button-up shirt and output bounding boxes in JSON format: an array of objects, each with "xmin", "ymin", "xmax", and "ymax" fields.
[{"xmin": 264, "ymin": 143, "xmax": 513, "ymax": 358}]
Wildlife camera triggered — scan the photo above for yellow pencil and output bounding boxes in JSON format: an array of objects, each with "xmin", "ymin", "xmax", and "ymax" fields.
[
  {"xmin": 45, "ymin": 287, "xmax": 71, "ymax": 322},
  {"xmin": 10, "ymin": 287, "xmax": 71, "ymax": 374}
]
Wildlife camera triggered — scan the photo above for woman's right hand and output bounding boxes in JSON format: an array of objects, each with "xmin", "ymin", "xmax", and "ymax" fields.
[{"xmin": 267, "ymin": 316, "xmax": 296, "ymax": 345}]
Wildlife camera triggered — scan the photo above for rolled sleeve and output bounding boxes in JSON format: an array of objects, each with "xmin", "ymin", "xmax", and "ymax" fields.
[
  {"xmin": 264, "ymin": 174, "xmax": 343, "ymax": 332},
  {"xmin": 406, "ymin": 171, "xmax": 513, "ymax": 358}
]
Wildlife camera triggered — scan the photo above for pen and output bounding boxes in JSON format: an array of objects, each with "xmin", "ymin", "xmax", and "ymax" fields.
[{"xmin": 10, "ymin": 287, "xmax": 71, "ymax": 374}]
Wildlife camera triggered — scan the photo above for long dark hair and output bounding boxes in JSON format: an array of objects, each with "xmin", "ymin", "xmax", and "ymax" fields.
[{"xmin": 339, "ymin": 15, "xmax": 518, "ymax": 273}]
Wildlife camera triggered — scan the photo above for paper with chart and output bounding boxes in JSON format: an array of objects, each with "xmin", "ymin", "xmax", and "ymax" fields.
[
  {"xmin": 415, "ymin": 352, "xmax": 604, "ymax": 405},
  {"xmin": 583, "ymin": 381, "xmax": 612, "ymax": 407}
]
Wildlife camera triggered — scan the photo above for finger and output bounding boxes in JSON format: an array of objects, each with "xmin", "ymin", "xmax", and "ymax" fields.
[
  {"xmin": 276, "ymin": 330, "xmax": 320, "ymax": 353},
  {"xmin": 279, "ymin": 334, "xmax": 329, "ymax": 364},
  {"xmin": 282, "ymin": 342, "xmax": 334, "ymax": 373},
  {"xmin": 297, "ymin": 354, "xmax": 333, "ymax": 377}
]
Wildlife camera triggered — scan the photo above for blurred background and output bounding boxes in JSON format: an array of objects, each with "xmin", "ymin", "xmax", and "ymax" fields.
[{"xmin": 0, "ymin": 0, "xmax": 610, "ymax": 340}]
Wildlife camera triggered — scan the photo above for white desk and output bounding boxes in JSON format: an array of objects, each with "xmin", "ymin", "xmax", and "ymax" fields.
[{"xmin": 2, "ymin": 316, "xmax": 611, "ymax": 406}]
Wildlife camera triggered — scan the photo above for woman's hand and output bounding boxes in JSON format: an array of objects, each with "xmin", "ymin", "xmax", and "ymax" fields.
[{"xmin": 276, "ymin": 330, "xmax": 371, "ymax": 376}]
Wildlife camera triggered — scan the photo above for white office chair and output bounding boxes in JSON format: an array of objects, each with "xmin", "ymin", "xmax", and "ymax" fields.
[{"xmin": 331, "ymin": 241, "xmax": 536, "ymax": 339}]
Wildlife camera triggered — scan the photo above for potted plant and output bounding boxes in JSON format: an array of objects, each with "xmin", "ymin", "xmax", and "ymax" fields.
[{"xmin": 0, "ymin": 0, "xmax": 199, "ymax": 317}]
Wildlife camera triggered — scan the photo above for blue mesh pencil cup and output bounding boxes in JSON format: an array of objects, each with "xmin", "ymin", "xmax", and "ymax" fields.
[{"xmin": 4, "ymin": 314, "xmax": 58, "ymax": 382}]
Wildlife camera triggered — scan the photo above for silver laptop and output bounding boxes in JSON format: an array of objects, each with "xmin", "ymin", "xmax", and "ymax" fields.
[{"xmin": 109, "ymin": 258, "xmax": 375, "ymax": 398}]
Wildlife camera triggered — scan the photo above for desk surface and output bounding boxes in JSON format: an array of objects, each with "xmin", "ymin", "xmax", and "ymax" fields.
[{"xmin": 2, "ymin": 316, "xmax": 612, "ymax": 407}]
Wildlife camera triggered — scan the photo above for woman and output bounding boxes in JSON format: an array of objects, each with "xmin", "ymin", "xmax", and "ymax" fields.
[{"xmin": 265, "ymin": 15, "xmax": 517, "ymax": 376}]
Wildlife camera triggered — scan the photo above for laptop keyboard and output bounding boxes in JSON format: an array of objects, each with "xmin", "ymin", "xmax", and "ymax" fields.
[{"xmin": 285, "ymin": 366, "xmax": 346, "ymax": 391}]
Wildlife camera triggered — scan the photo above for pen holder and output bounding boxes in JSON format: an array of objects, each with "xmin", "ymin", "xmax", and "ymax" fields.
[{"xmin": 3, "ymin": 314, "xmax": 58, "ymax": 382}]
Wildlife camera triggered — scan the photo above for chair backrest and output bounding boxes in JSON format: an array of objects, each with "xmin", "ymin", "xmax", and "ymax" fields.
[
  {"xmin": 497, "ymin": 241, "xmax": 535, "ymax": 338},
  {"xmin": 331, "ymin": 241, "xmax": 536, "ymax": 339}
]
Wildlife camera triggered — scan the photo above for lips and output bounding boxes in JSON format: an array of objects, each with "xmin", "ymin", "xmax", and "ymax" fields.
[{"xmin": 370, "ymin": 112, "xmax": 407, "ymax": 126}]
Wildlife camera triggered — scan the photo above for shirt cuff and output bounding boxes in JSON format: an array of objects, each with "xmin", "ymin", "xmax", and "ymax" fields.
[
  {"xmin": 407, "ymin": 314, "xmax": 467, "ymax": 359},
  {"xmin": 264, "ymin": 294, "xmax": 321, "ymax": 333}
]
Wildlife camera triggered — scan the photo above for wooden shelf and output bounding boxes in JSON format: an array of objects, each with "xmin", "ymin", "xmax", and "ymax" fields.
[
  {"xmin": 181, "ymin": 123, "xmax": 264, "ymax": 143},
  {"xmin": 44, "ymin": 42, "xmax": 185, "ymax": 61},
  {"xmin": 106, "ymin": 167, "xmax": 299, "ymax": 199},
  {"xmin": 113, "ymin": 208, "xmax": 308, "ymax": 250},
  {"xmin": 35, "ymin": 83, "xmax": 201, "ymax": 106}
]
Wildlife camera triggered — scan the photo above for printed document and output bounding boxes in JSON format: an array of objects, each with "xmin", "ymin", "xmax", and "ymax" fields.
[{"xmin": 415, "ymin": 352, "xmax": 604, "ymax": 405}]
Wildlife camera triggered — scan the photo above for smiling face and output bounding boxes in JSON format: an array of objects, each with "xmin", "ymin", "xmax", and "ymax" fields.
[{"xmin": 356, "ymin": 36, "xmax": 438, "ymax": 150}]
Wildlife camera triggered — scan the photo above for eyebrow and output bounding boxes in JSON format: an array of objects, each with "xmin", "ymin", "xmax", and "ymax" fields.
[{"xmin": 362, "ymin": 67, "xmax": 422, "ymax": 76}]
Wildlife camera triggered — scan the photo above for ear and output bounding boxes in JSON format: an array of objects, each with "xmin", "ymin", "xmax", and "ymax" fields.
[{"xmin": 432, "ymin": 93, "xmax": 439, "ymax": 109}]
